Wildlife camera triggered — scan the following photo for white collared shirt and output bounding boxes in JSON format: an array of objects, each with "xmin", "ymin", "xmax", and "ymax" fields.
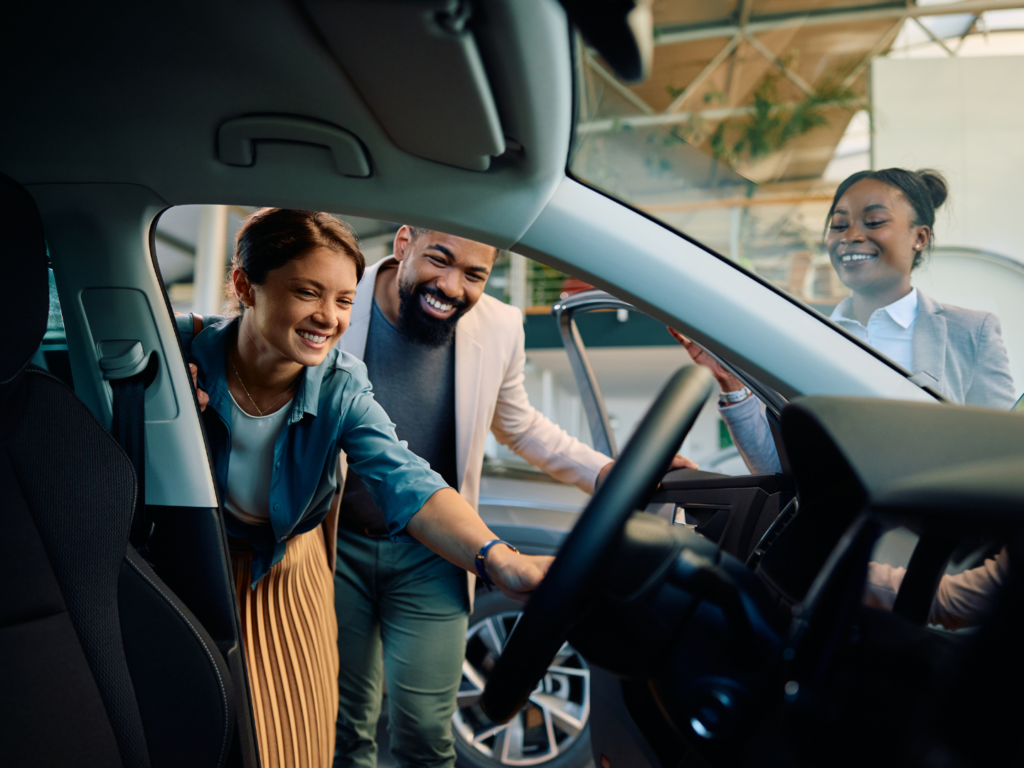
[{"xmin": 830, "ymin": 288, "xmax": 919, "ymax": 372}]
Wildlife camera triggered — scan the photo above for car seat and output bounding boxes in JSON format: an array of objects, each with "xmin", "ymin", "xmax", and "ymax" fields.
[{"xmin": 0, "ymin": 173, "xmax": 235, "ymax": 768}]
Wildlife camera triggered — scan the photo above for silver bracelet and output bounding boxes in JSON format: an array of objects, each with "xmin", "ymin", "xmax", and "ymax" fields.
[{"xmin": 719, "ymin": 386, "xmax": 752, "ymax": 405}]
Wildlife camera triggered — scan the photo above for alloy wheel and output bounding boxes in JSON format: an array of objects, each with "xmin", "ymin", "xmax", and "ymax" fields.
[{"xmin": 453, "ymin": 610, "xmax": 591, "ymax": 766}]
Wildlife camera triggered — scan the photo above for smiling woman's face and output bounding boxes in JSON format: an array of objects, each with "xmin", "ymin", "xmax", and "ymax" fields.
[
  {"xmin": 241, "ymin": 246, "xmax": 359, "ymax": 367},
  {"xmin": 826, "ymin": 178, "xmax": 931, "ymax": 295}
]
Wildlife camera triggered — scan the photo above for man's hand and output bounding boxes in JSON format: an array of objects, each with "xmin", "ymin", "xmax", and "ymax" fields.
[
  {"xmin": 485, "ymin": 546, "xmax": 554, "ymax": 603},
  {"xmin": 595, "ymin": 454, "xmax": 698, "ymax": 491},
  {"xmin": 667, "ymin": 327, "xmax": 745, "ymax": 394},
  {"xmin": 189, "ymin": 364, "xmax": 209, "ymax": 412}
]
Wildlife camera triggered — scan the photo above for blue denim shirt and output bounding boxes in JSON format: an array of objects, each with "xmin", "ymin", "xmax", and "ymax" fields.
[{"xmin": 177, "ymin": 315, "xmax": 448, "ymax": 585}]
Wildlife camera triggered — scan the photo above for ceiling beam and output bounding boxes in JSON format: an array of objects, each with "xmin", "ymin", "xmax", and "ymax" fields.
[
  {"xmin": 584, "ymin": 52, "xmax": 655, "ymax": 115},
  {"xmin": 665, "ymin": 34, "xmax": 741, "ymax": 113},
  {"xmin": 743, "ymin": 31, "xmax": 815, "ymax": 95},
  {"xmin": 912, "ymin": 15, "xmax": 957, "ymax": 56},
  {"xmin": 654, "ymin": 0, "xmax": 1024, "ymax": 46},
  {"xmin": 640, "ymin": 191, "xmax": 836, "ymax": 213},
  {"xmin": 842, "ymin": 17, "xmax": 904, "ymax": 87},
  {"xmin": 576, "ymin": 99, "xmax": 868, "ymax": 134}
]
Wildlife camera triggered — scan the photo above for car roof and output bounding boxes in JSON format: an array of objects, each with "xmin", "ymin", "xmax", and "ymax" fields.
[{"xmin": 1, "ymin": 0, "xmax": 571, "ymax": 248}]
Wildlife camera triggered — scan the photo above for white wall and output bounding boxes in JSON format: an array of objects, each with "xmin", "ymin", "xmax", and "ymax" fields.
[{"xmin": 872, "ymin": 56, "xmax": 1024, "ymax": 265}]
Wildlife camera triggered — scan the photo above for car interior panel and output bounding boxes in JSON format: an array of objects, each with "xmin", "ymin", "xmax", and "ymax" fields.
[{"xmin": 5, "ymin": 1, "xmax": 1024, "ymax": 766}]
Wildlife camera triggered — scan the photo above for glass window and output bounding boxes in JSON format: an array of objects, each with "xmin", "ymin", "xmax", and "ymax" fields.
[
  {"xmin": 32, "ymin": 266, "xmax": 73, "ymax": 387},
  {"xmin": 571, "ymin": 7, "xmax": 1024, "ymax": 411}
]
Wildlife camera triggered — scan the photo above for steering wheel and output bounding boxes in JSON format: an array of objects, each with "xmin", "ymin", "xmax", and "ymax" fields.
[{"xmin": 481, "ymin": 365, "xmax": 714, "ymax": 723}]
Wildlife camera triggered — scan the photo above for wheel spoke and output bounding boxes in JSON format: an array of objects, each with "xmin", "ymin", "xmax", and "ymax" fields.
[
  {"xmin": 499, "ymin": 711, "xmax": 527, "ymax": 763},
  {"xmin": 529, "ymin": 692, "xmax": 585, "ymax": 739},
  {"xmin": 462, "ymin": 659, "xmax": 487, "ymax": 692},
  {"xmin": 551, "ymin": 642, "xmax": 575, "ymax": 666},
  {"xmin": 473, "ymin": 722, "xmax": 509, "ymax": 745},
  {"xmin": 542, "ymin": 705, "xmax": 560, "ymax": 759},
  {"xmin": 546, "ymin": 665, "xmax": 590, "ymax": 678},
  {"xmin": 480, "ymin": 617, "xmax": 506, "ymax": 656}
]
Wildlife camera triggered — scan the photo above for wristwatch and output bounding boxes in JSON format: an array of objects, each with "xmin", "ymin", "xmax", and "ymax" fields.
[
  {"xmin": 719, "ymin": 386, "xmax": 752, "ymax": 406},
  {"xmin": 474, "ymin": 539, "xmax": 519, "ymax": 591}
]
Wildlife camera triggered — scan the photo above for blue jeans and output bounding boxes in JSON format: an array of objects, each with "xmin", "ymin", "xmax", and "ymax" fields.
[{"xmin": 333, "ymin": 527, "xmax": 469, "ymax": 768}]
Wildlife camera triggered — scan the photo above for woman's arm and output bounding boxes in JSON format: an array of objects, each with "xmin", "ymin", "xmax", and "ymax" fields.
[
  {"xmin": 864, "ymin": 548, "xmax": 1010, "ymax": 630},
  {"xmin": 668, "ymin": 328, "xmax": 782, "ymax": 474},
  {"xmin": 336, "ymin": 362, "xmax": 552, "ymax": 600},
  {"xmin": 406, "ymin": 488, "xmax": 553, "ymax": 600}
]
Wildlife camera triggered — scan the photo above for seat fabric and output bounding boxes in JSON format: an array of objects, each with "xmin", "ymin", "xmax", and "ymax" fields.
[
  {"xmin": 5, "ymin": 367, "xmax": 152, "ymax": 766},
  {"xmin": 0, "ymin": 441, "xmax": 123, "ymax": 766},
  {"xmin": 0, "ymin": 171, "xmax": 235, "ymax": 768}
]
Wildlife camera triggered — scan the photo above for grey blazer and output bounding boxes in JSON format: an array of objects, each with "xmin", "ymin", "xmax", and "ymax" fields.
[
  {"xmin": 722, "ymin": 290, "xmax": 1017, "ymax": 475},
  {"xmin": 910, "ymin": 291, "xmax": 1015, "ymax": 410}
]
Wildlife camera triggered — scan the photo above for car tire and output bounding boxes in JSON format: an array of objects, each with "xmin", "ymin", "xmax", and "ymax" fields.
[{"xmin": 453, "ymin": 590, "xmax": 594, "ymax": 768}]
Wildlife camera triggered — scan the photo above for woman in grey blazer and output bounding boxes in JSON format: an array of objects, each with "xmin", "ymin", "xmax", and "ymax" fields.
[
  {"xmin": 676, "ymin": 167, "xmax": 1015, "ymax": 628},
  {"xmin": 675, "ymin": 167, "xmax": 1016, "ymax": 477}
]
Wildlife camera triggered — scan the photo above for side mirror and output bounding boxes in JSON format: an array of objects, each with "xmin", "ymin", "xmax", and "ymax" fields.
[{"xmin": 558, "ymin": 0, "xmax": 654, "ymax": 84}]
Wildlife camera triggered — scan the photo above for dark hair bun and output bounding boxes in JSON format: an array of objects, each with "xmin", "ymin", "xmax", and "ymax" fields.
[{"xmin": 917, "ymin": 169, "xmax": 948, "ymax": 211}]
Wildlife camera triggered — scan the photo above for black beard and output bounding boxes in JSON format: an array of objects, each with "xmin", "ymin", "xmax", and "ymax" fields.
[{"xmin": 396, "ymin": 281, "xmax": 468, "ymax": 348}]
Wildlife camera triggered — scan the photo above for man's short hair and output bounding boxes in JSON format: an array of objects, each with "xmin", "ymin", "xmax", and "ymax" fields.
[{"xmin": 405, "ymin": 225, "xmax": 501, "ymax": 261}]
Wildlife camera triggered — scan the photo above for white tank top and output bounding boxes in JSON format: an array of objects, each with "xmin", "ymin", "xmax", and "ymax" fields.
[{"xmin": 224, "ymin": 393, "xmax": 291, "ymax": 526}]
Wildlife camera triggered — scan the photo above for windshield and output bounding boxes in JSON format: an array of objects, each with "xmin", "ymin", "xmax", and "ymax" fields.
[{"xmin": 570, "ymin": 2, "xmax": 1024, "ymax": 411}]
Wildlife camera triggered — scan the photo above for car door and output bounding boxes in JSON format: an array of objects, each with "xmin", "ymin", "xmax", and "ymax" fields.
[{"xmin": 552, "ymin": 289, "xmax": 794, "ymax": 565}]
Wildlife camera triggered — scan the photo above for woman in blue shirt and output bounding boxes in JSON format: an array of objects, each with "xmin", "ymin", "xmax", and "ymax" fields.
[{"xmin": 180, "ymin": 208, "xmax": 546, "ymax": 768}]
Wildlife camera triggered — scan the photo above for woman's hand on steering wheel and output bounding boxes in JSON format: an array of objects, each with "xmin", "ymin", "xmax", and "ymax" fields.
[{"xmin": 486, "ymin": 549, "xmax": 555, "ymax": 603}]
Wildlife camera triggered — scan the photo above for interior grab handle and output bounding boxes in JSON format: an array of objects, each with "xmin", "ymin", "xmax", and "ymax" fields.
[{"xmin": 217, "ymin": 115, "xmax": 371, "ymax": 177}]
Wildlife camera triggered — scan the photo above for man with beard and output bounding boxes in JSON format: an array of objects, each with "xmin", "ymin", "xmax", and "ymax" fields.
[{"xmin": 331, "ymin": 226, "xmax": 693, "ymax": 768}]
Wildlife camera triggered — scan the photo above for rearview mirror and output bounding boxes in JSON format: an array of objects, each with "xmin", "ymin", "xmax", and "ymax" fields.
[{"xmin": 558, "ymin": 0, "xmax": 653, "ymax": 84}]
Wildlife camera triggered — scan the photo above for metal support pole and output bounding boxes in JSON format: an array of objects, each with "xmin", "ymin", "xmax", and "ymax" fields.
[
  {"xmin": 509, "ymin": 251, "xmax": 528, "ymax": 319},
  {"xmin": 193, "ymin": 205, "xmax": 229, "ymax": 316}
]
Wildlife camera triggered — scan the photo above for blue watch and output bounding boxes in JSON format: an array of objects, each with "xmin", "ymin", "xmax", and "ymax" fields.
[{"xmin": 474, "ymin": 539, "xmax": 519, "ymax": 590}]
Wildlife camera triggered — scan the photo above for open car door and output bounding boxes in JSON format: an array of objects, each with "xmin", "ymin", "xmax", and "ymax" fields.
[{"xmin": 552, "ymin": 290, "xmax": 794, "ymax": 566}]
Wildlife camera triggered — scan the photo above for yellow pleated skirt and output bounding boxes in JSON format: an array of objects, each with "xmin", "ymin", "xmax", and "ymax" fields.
[{"xmin": 232, "ymin": 527, "xmax": 339, "ymax": 768}]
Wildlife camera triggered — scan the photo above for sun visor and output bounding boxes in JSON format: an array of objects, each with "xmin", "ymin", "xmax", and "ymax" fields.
[
  {"xmin": 782, "ymin": 397, "xmax": 1024, "ymax": 523},
  {"xmin": 303, "ymin": 0, "xmax": 506, "ymax": 171}
]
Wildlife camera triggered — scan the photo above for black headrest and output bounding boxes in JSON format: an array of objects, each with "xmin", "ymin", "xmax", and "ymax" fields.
[{"xmin": 0, "ymin": 174, "xmax": 48, "ymax": 398}]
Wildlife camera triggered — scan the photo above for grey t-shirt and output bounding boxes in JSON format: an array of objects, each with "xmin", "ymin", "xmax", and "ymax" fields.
[{"xmin": 339, "ymin": 299, "xmax": 458, "ymax": 533}]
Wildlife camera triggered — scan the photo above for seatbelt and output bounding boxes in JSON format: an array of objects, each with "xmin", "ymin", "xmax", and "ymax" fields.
[
  {"xmin": 99, "ymin": 340, "xmax": 154, "ymax": 551},
  {"xmin": 110, "ymin": 374, "xmax": 150, "ymax": 549}
]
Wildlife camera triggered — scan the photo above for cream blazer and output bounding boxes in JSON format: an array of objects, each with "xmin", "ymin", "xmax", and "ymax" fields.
[{"xmin": 329, "ymin": 258, "xmax": 612, "ymax": 605}]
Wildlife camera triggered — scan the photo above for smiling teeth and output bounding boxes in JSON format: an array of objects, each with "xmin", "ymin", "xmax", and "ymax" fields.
[
  {"xmin": 425, "ymin": 295, "xmax": 453, "ymax": 312},
  {"xmin": 298, "ymin": 331, "xmax": 327, "ymax": 343},
  {"xmin": 840, "ymin": 254, "xmax": 876, "ymax": 263}
]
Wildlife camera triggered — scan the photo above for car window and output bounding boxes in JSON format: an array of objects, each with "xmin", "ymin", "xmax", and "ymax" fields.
[
  {"xmin": 31, "ymin": 266, "xmax": 73, "ymax": 388},
  {"xmin": 570, "ymin": 8, "xmax": 1024, "ymax": 411}
]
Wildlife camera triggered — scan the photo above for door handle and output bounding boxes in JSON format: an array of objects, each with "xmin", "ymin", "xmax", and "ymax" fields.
[{"xmin": 217, "ymin": 115, "xmax": 371, "ymax": 177}]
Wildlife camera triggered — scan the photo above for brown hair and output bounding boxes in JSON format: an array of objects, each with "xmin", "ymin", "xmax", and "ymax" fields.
[{"xmin": 227, "ymin": 208, "xmax": 365, "ymax": 313}]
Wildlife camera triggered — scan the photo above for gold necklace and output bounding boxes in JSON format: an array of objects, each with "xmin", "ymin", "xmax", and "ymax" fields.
[{"xmin": 230, "ymin": 357, "xmax": 295, "ymax": 417}]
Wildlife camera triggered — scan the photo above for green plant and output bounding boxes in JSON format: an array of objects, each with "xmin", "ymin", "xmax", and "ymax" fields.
[{"xmin": 711, "ymin": 64, "xmax": 861, "ymax": 167}]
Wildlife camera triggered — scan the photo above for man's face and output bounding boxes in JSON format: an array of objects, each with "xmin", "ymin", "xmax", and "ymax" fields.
[{"xmin": 393, "ymin": 226, "xmax": 496, "ymax": 347}]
